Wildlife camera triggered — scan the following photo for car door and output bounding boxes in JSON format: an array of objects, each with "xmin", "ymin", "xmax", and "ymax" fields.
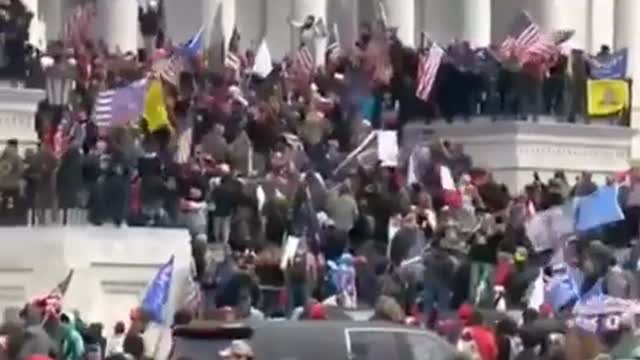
[
  {"xmin": 397, "ymin": 331, "xmax": 457, "ymax": 360},
  {"xmin": 345, "ymin": 328, "xmax": 404, "ymax": 360}
]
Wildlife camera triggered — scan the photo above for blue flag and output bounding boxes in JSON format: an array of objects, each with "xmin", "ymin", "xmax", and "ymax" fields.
[
  {"xmin": 141, "ymin": 256, "xmax": 174, "ymax": 323},
  {"xmin": 590, "ymin": 48, "xmax": 628, "ymax": 79},
  {"xmin": 575, "ymin": 185, "xmax": 625, "ymax": 232},
  {"xmin": 183, "ymin": 27, "xmax": 204, "ymax": 59}
]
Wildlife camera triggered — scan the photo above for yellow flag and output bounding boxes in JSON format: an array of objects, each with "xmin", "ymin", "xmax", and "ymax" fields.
[
  {"xmin": 143, "ymin": 80, "xmax": 171, "ymax": 132},
  {"xmin": 587, "ymin": 79, "xmax": 630, "ymax": 116}
]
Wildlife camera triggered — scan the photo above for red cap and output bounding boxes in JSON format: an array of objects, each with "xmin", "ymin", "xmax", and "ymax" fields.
[{"xmin": 309, "ymin": 303, "xmax": 326, "ymax": 320}]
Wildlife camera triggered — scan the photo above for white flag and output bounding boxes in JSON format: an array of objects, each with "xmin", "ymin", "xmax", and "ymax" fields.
[
  {"xmin": 440, "ymin": 165, "xmax": 456, "ymax": 190},
  {"xmin": 253, "ymin": 39, "xmax": 273, "ymax": 78},
  {"xmin": 527, "ymin": 268, "xmax": 545, "ymax": 310}
]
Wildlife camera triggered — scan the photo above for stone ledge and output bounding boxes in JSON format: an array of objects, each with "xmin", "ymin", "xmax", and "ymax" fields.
[
  {"xmin": 404, "ymin": 119, "xmax": 636, "ymax": 190},
  {"xmin": 0, "ymin": 227, "xmax": 192, "ymax": 327}
]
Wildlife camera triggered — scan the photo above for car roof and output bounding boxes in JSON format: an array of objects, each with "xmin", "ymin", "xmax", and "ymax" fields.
[
  {"xmin": 173, "ymin": 320, "xmax": 456, "ymax": 360},
  {"xmin": 175, "ymin": 319, "xmax": 450, "ymax": 345}
]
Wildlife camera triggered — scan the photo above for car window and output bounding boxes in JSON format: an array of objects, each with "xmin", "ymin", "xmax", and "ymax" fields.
[
  {"xmin": 347, "ymin": 330, "xmax": 402, "ymax": 360},
  {"xmin": 170, "ymin": 338, "xmax": 235, "ymax": 360},
  {"xmin": 401, "ymin": 332, "xmax": 455, "ymax": 360}
]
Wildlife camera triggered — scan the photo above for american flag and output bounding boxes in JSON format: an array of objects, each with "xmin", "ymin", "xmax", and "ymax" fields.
[
  {"xmin": 416, "ymin": 44, "xmax": 444, "ymax": 102},
  {"xmin": 93, "ymin": 79, "xmax": 148, "ymax": 129},
  {"xmin": 225, "ymin": 51, "xmax": 241, "ymax": 71},
  {"xmin": 31, "ymin": 269, "xmax": 75, "ymax": 320},
  {"xmin": 292, "ymin": 45, "xmax": 314, "ymax": 79},
  {"xmin": 153, "ymin": 53, "xmax": 187, "ymax": 87},
  {"xmin": 64, "ymin": 4, "xmax": 94, "ymax": 49},
  {"xmin": 500, "ymin": 11, "xmax": 557, "ymax": 66},
  {"xmin": 224, "ymin": 27, "xmax": 242, "ymax": 72}
]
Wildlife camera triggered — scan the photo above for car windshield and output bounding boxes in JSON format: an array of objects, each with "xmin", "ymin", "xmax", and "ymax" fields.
[{"xmin": 170, "ymin": 338, "xmax": 241, "ymax": 360}]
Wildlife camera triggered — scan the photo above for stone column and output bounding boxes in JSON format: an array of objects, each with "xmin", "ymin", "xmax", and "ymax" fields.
[
  {"xmin": 164, "ymin": 0, "xmax": 202, "ymax": 44},
  {"xmin": 96, "ymin": 0, "xmax": 138, "ymax": 53},
  {"xmin": 43, "ymin": 0, "xmax": 64, "ymax": 42},
  {"xmin": 615, "ymin": 0, "xmax": 640, "ymax": 158},
  {"xmin": 422, "ymin": 0, "xmax": 484, "ymax": 45},
  {"xmin": 525, "ymin": 0, "xmax": 590, "ymax": 50},
  {"xmin": 264, "ymin": 0, "xmax": 293, "ymax": 59},
  {"xmin": 221, "ymin": 0, "xmax": 236, "ymax": 46},
  {"xmin": 379, "ymin": 0, "xmax": 414, "ymax": 47},
  {"xmin": 490, "ymin": 0, "xmax": 526, "ymax": 44},
  {"xmin": 235, "ymin": 0, "xmax": 266, "ymax": 49},
  {"xmin": 590, "ymin": 0, "xmax": 614, "ymax": 52},
  {"xmin": 328, "ymin": 0, "xmax": 358, "ymax": 48},
  {"xmin": 461, "ymin": 0, "xmax": 491, "ymax": 47}
]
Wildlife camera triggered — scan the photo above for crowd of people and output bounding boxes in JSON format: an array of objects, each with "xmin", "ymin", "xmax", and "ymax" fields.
[{"xmin": 0, "ymin": 1, "xmax": 639, "ymax": 360}]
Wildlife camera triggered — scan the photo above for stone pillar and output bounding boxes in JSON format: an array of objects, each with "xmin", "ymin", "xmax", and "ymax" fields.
[
  {"xmin": 525, "ymin": 0, "xmax": 590, "ymax": 50},
  {"xmin": 490, "ymin": 0, "xmax": 526, "ymax": 44},
  {"xmin": 615, "ymin": 0, "xmax": 640, "ymax": 158},
  {"xmin": 590, "ymin": 0, "xmax": 614, "ymax": 52},
  {"xmin": 264, "ymin": 0, "xmax": 291, "ymax": 60},
  {"xmin": 235, "ymin": 0, "xmax": 266, "ymax": 49},
  {"xmin": 422, "ymin": 0, "xmax": 486, "ymax": 45},
  {"xmin": 96, "ymin": 0, "xmax": 138, "ymax": 53},
  {"xmin": 164, "ymin": 0, "xmax": 202, "ymax": 44},
  {"xmin": 43, "ymin": 0, "xmax": 64, "ymax": 42},
  {"xmin": 461, "ymin": 0, "xmax": 491, "ymax": 47},
  {"xmin": 328, "ymin": 0, "xmax": 358, "ymax": 48},
  {"xmin": 379, "ymin": 0, "xmax": 414, "ymax": 46},
  {"xmin": 221, "ymin": 0, "xmax": 237, "ymax": 46}
]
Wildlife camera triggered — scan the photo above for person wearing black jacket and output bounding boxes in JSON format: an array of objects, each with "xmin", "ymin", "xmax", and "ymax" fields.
[{"xmin": 212, "ymin": 172, "xmax": 242, "ymax": 244}]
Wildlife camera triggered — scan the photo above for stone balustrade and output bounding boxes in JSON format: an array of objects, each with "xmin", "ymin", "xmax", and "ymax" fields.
[
  {"xmin": 0, "ymin": 86, "xmax": 44, "ymax": 151},
  {"xmin": 404, "ymin": 117, "xmax": 637, "ymax": 190}
]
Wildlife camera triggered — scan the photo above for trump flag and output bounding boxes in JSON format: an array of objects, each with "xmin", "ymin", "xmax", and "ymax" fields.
[{"xmin": 141, "ymin": 256, "xmax": 174, "ymax": 323}]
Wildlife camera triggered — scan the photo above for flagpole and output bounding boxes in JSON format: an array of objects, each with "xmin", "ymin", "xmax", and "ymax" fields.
[
  {"xmin": 333, "ymin": 23, "xmax": 340, "ymax": 47},
  {"xmin": 332, "ymin": 131, "xmax": 377, "ymax": 176}
]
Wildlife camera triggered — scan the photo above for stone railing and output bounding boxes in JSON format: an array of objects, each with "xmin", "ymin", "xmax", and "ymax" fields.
[
  {"xmin": 0, "ymin": 86, "xmax": 44, "ymax": 150},
  {"xmin": 404, "ymin": 116, "xmax": 637, "ymax": 190}
]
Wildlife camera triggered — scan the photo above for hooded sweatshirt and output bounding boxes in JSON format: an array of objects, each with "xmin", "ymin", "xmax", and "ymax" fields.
[{"xmin": 59, "ymin": 321, "xmax": 84, "ymax": 360}]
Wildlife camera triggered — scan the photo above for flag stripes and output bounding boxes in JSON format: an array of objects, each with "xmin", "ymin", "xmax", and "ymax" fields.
[
  {"xmin": 292, "ymin": 46, "xmax": 314, "ymax": 78},
  {"xmin": 64, "ymin": 4, "xmax": 94, "ymax": 48},
  {"xmin": 225, "ymin": 51, "xmax": 241, "ymax": 71},
  {"xmin": 500, "ymin": 11, "xmax": 558, "ymax": 66},
  {"xmin": 416, "ymin": 45, "xmax": 444, "ymax": 102},
  {"xmin": 92, "ymin": 79, "xmax": 148, "ymax": 129}
]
